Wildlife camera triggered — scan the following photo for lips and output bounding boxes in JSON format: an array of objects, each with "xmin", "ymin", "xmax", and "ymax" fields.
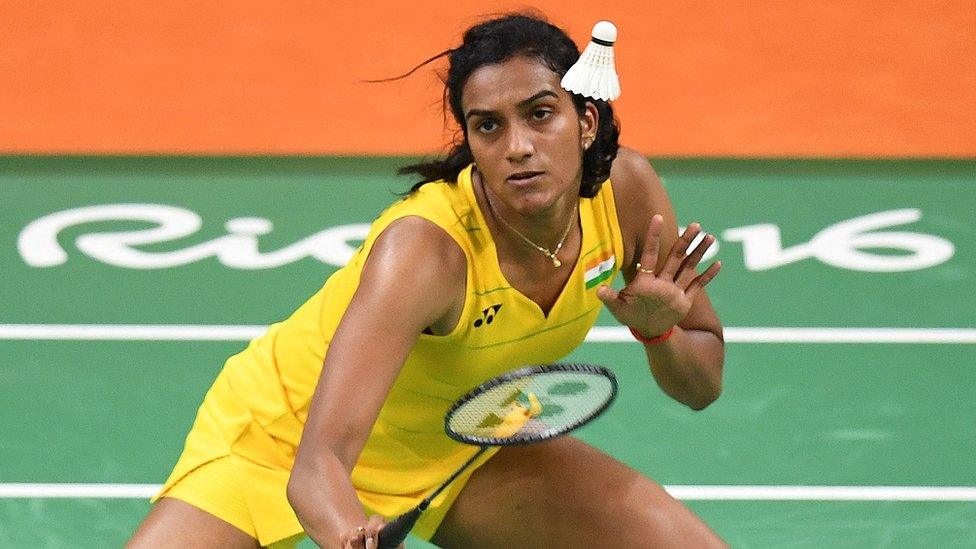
[{"xmin": 506, "ymin": 171, "xmax": 545, "ymax": 183}]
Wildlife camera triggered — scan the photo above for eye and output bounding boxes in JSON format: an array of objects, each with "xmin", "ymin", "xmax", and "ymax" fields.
[
  {"xmin": 532, "ymin": 108, "xmax": 553, "ymax": 121},
  {"xmin": 477, "ymin": 118, "xmax": 498, "ymax": 133}
]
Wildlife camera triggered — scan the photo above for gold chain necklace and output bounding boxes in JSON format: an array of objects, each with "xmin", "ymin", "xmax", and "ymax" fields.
[{"xmin": 482, "ymin": 180, "xmax": 576, "ymax": 268}]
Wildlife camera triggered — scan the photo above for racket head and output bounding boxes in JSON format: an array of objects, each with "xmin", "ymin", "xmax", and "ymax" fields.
[{"xmin": 444, "ymin": 363, "xmax": 618, "ymax": 446}]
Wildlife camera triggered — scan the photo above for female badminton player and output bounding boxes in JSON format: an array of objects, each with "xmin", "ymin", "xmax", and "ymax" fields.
[{"xmin": 127, "ymin": 13, "xmax": 726, "ymax": 549}]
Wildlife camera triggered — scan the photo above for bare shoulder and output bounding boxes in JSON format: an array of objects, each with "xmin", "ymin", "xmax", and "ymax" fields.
[
  {"xmin": 358, "ymin": 215, "xmax": 467, "ymax": 332},
  {"xmin": 609, "ymin": 146, "xmax": 667, "ymax": 207},
  {"xmin": 369, "ymin": 215, "xmax": 466, "ymax": 268},
  {"xmin": 608, "ymin": 146, "xmax": 677, "ymax": 268}
]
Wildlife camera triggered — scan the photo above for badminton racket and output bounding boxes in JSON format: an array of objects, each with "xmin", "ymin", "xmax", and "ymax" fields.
[{"xmin": 377, "ymin": 362, "xmax": 618, "ymax": 548}]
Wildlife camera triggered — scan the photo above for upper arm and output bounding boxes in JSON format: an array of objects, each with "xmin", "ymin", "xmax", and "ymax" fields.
[
  {"xmin": 610, "ymin": 147, "xmax": 678, "ymax": 275},
  {"xmin": 610, "ymin": 147, "xmax": 723, "ymax": 335},
  {"xmin": 299, "ymin": 216, "xmax": 466, "ymax": 469}
]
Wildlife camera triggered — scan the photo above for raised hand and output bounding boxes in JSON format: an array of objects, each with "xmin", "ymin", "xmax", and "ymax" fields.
[{"xmin": 597, "ymin": 214, "xmax": 721, "ymax": 338}]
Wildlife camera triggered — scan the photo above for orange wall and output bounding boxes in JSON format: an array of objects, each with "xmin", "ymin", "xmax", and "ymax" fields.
[{"xmin": 1, "ymin": 1, "xmax": 973, "ymax": 156}]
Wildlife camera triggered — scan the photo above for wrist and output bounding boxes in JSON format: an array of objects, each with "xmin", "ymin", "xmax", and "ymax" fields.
[{"xmin": 628, "ymin": 325, "xmax": 675, "ymax": 345}]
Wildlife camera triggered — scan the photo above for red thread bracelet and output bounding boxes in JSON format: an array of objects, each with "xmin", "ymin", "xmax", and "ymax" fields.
[{"xmin": 629, "ymin": 325, "xmax": 675, "ymax": 345}]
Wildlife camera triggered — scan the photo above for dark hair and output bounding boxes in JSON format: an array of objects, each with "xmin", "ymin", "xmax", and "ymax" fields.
[{"xmin": 395, "ymin": 14, "xmax": 620, "ymax": 198}]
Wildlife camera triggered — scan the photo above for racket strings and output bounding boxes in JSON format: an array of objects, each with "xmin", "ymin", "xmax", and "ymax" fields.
[{"xmin": 447, "ymin": 371, "xmax": 615, "ymax": 444}]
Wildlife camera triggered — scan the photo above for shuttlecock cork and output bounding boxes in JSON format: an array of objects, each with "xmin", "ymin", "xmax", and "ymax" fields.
[{"xmin": 560, "ymin": 20, "xmax": 621, "ymax": 102}]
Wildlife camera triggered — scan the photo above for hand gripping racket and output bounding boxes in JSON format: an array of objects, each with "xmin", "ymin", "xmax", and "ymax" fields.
[{"xmin": 377, "ymin": 363, "xmax": 618, "ymax": 548}]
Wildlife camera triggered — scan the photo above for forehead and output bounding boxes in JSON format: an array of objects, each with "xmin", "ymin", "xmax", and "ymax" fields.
[{"xmin": 461, "ymin": 55, "xmax": 567, "ymax": 112}]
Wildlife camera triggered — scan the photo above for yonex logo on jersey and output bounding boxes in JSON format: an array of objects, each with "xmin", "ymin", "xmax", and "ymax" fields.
[{"xmin": 474, "ymin": 304, "xmax": 502, "ymax": 327}]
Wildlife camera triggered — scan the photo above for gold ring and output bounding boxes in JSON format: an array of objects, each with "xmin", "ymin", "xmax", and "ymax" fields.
[{"xmin": 635, "ymin": 262, "xmax": 655, "ymax": 275}]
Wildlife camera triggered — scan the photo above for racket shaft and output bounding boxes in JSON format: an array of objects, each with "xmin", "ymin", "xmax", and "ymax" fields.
[
  {"xmin": 377, "ymin": 506, "xmax": 423, "ymax": 549},
  {"xmin": 376, "ymin": 446, "xmax": 488, "ymax": 547}
]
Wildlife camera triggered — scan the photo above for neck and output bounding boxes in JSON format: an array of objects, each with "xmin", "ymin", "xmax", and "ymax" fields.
[{"xmin": 475, "ymin": 169, "xmax": 578, "ymax": 259}]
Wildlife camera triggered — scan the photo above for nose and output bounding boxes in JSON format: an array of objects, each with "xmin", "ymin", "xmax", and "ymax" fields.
[{"xmin": 504, "ymin": 123, "xmax": 535, "ymax": 163}]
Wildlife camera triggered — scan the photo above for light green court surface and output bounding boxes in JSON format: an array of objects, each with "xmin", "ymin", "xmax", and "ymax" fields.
[{"xmin": 1, "ymin": 157, "xmax": 974, "ymax": 547}]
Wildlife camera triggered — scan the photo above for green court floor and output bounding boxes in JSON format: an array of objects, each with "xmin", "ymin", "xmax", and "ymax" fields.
[{"xmin": 1, "ymin": 157, "xmax": 974, "ymax": 547}]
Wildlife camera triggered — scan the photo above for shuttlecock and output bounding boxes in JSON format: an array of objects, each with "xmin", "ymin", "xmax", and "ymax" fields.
[{"xmin": 560, "ymin": 20, "xmax": 620, "ymax": 102}]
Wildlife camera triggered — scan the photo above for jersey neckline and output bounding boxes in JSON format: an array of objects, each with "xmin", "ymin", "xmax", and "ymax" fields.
[{"xmin": 458, "ymin": 164, "xmax": 589, "ymax": 320}]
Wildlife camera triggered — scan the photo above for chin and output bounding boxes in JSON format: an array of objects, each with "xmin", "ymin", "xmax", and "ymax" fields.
[{"xmin": 509, "ymin": 188, "xmax": 562, "ymax": 216}]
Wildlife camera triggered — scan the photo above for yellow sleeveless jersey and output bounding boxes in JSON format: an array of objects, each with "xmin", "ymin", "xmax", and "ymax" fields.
[{"xmin": 156, "ymin": 164, "xmax": 624, "ymax": 543}]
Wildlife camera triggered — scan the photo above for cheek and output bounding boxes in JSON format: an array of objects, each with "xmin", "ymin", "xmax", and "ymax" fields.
[
  {"xmin": 468, "ymin": 137, "xmax": 500, "ymax": 169},
  {"xmin": 550, "ymin": 116, "xmax": 583, "ymax": 148},
  {"xmin": 548, "ymin": 119, "xmax": 585, "ymax": 162}
]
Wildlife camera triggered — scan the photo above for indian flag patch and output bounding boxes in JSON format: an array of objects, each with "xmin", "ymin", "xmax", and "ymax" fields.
[{"xmin": 584, "ymin": 252, "xmax": 616, "ymax": 289}]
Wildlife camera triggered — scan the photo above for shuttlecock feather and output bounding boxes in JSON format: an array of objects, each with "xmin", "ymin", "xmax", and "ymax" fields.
[{"xmin": 561, "ymin": 21, "xmax": 620, "ymax": 101}]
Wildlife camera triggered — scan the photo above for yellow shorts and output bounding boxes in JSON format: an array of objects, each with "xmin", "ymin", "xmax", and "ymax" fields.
[
  {"xmin": 159, "ymin": 455, "xmax": 302, "ymax": 548},
  {"xmin": 153, "ymin": 369, "xmax": 492, "ymax": 546}
]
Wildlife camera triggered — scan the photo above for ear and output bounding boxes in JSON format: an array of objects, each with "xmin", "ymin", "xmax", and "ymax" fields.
[{"xmin": 580, "ymin": 101, "xmax": 599, "ymax": 148}]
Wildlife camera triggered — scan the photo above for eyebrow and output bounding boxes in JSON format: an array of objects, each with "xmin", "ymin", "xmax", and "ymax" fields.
[{"xmin": 465, "ymin": 90, "xmax": 559, "ymax": 120}]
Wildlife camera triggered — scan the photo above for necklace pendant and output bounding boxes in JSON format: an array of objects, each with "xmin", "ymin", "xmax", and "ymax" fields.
[{"xmin": 552, "ymin": 257, "xmax": 561, "ymax": 267}]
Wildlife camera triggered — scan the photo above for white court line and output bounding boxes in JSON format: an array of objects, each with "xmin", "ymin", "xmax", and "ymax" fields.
[
  {"xmin": 589, "ymin": 326, "xmax": 976, "ymax": 344},
  {"xmin": 0, "ymin": 484, "xmax": 161, "ymax": 499},
  {"xmin": 2, "ymin": 483, "xmax": 975, "ymax": 501},
  {"xmin": 666, "ymin": 485, "xmax": 976, "ymax": 501},
  {"xmin": 0, "ymin": 324, "xmax": 266, "ymax": 341},
  {"xmin": 1, "ymin": 324, "xmax": 975, "ymax": 343}
]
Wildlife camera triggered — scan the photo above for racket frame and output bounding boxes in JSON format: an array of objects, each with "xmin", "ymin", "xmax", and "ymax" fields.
[{"xmin": 443, "ymin": 362, "xmax": 619, "ymax": 446}]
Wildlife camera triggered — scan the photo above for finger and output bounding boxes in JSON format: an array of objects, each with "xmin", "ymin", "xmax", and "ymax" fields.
[
  {"xmin": 365, "ymin": 515, "xmax": 385, "ymax": 549},
  {"xmin": 596, "ymin": 285, "xmax": 620, "ymax": 310},
  {"xmin": 659, "ymin": 223, "xmax": 701, "ymax": 281},
  {"xmin": 675, "ymin": 233, "xmax": 715, "ymax": 290},
  {"xmin": 636, "ymin": 214, "xmax": 664, "ymax": 275},
  {"xmin": 348, "ymin": 526, "xmax": 367, "ymax": 549},
  {"xmin": 366, "ymin": 514, "xmax": 387, "ymax": 529},
  {"xmin": 685, "ymin": 261, "xmax": 722, "ymax": 301}
]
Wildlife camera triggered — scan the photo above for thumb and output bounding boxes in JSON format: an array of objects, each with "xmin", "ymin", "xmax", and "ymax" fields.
[{"xmin": 596, "ymin": 285, "xmax": 619, "ymax": 309}]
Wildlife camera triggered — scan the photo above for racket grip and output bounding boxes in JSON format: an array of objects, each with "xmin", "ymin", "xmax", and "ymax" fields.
[{"xmin": 377, "ymin": 506, "xmax": 424, "ymax": 549}]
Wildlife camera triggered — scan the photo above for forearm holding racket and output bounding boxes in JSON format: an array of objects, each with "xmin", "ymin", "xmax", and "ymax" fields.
[{"xmin": 288, "ymin": 219, "xmax": 466, "ymax": 548}]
